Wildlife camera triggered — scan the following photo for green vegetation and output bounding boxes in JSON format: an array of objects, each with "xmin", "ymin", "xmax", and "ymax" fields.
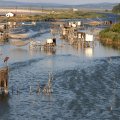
[
  {"xmin": 0, "ymin": 10, "xmax": 103, "ymax": 22},
  {"xmin": 62, "ymin": 10, "xmax": 102, "ymax": 18},
  {"xmin": 112, "ymin": 3, "xmax": 120, "ymax": 13},
  {"xmin": 45, "ymin": 11, "xmax": 103, "ymax": 19},
  {"xmin": 99, "ymin": 23, "xmax": 120, "ymax": 49}
]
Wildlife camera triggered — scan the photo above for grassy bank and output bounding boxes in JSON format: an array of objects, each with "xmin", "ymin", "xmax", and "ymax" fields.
[
  {"xmin": 99, "ymin": 23, "xmax": 120, "ymax": 49},
  {"xmin": 0, "ymin": 10, "xmax": 103, "ymax": 22}
]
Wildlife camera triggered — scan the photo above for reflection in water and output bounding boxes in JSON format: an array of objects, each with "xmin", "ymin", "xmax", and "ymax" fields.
[
  {"xmin": 0, "ymin": 48, "xmax": 2, "ymax": 55},
  {"xmin": 44, "ymin": 48, "xmax": 56, "ymax": 56},
  {"xmin": 0, "ymin": 95, "xmax": 9, "ymax": 117},
  {"xmin": 85, "ymin": 47, "xmax": 93, "ymax": 58},
  {"xmin": 10, "ymin": 48, "xmax": 28, "ymax": 55},
  {"xmin": 29, "ymin": 47, "xmax": 56, "ymax": 56},
  {"xmin": 9, "ymin": 48, "xmax": 29, "ymax": 62}
]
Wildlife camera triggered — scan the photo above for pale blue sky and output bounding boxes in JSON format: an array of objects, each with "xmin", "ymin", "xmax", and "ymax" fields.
[{"xmin": 1, "ymin": 0, "xmax": 120, "ymax": 4}]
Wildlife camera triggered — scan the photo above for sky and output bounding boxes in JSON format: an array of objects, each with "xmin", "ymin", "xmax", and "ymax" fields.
[{"xmin": 1, "ymin": 0, "xmax": 120, "ymax": 4}]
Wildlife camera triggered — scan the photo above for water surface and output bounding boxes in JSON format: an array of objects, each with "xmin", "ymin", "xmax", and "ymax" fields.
[{"xmin": 0, "ymin": 21, "xmax": 120, "ymax": 120}]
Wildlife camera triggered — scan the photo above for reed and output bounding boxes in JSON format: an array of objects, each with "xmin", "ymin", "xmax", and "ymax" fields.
[{"xmin": 99, "ymin": 23, "xmax": 120, "ymax": 49}]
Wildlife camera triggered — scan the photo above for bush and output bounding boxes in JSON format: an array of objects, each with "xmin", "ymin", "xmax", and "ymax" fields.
[
  {"xmin": 111, "ymin": 23, "xmax": 120, "ymax": 32},
  {"xmin": 99, "ymin": 23, "xmax": 120, "ymax": 41}
]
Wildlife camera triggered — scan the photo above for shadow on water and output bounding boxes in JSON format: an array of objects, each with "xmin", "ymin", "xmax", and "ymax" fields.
[{"xmin": 0, "ymin": 94, "xmax": 10, "ymax": 117}]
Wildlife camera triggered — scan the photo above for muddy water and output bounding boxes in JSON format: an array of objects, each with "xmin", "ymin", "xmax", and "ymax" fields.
[{"xmin": 0, "ymin": 22, "xmax": 120, "ymax": 120}]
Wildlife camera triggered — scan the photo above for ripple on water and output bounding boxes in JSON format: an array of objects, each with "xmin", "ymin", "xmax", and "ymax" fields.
[{"xmin": 1, "ymin": 54, "xmax": 120, "ymax": 119}]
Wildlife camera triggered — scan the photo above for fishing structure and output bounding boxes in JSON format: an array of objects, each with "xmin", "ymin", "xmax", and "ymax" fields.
[
  {"xmin": 60, "ymin": 21, "xmax": 94, "ymax": 49},
  {"xmin": 9, "ymin": 72, "xmax": 54, "ymax": 95},
  {"xmin": 29, "ymin": 38, "xmax": 56, "ymax": 50},
  {"xmin": 43, "ymin": 73, "xmax": 53, "ymax": 94},
  {"xmin": 0, "ymin": 24, "xmax": 9, "ymax": 42}
]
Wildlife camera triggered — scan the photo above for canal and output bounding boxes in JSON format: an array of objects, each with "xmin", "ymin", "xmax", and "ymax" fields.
[{"xmin": 0, "ymin": 21, "xmax": 120, "ymax": 120}]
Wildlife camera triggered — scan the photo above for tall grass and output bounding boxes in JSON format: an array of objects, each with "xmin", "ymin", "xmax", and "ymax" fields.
[
  {"xmin": 99, "ymin": 23, "xmax": 120, "ymax": 41},
  {"xmin": 99, "ymin": 23, "xmax": 120, "ymax": 49}
]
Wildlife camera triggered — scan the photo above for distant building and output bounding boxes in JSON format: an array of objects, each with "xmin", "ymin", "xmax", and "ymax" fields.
[
  {"xmin": 6, "ymin": 12, "xmax": 15, "ymax": 17},
  {"xmin": 73, "ymin": 8, "xmax": 78, "ymax": 12}
]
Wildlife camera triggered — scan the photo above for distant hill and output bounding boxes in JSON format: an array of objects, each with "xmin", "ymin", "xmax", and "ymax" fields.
[
  {"xmin": 0, "ymin": 1, "xmax": 118, "ymax": 10},
  {"xmin": 0, "ymin": 1, "xmax": 63, "ymax": 7},
  {"xmin": 112, "ymin": 3, "xmax": 120, "ymax": 13},
  {"xmin": 63, "ymin": 3, "xmax": 118, "ymax": 10}
]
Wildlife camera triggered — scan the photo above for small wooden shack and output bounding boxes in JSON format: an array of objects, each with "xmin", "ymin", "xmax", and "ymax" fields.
[
  {"xmin": 0, "ymin": 67, "xmax": 9, "ymax": 95},
  {"xmin": 77, "ymin": 32, "xmax": 86, "ymax": 40},
  {"xmin": 60, "ymin": 21, "xmax": 95, "ymax": 48}
]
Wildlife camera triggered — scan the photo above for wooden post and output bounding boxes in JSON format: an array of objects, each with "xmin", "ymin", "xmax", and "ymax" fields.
[{"xmin": 0, "ymin": 67, "xmax": 9, "ymax": 95}]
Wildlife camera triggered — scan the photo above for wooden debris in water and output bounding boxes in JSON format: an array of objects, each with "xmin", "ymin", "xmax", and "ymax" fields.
[
  {"xmin": 43, "ymin": 73, "xmax": 53, "ymax": 95},
  {"xmin": 36, "ymin": 82, "xmax": 41, "ymax": 95}
]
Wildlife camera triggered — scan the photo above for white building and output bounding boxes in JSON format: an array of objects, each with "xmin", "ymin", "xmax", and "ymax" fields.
[
  {"xmin": 85, "ymin": 34, "xmax": 94, "ymax": 42},
  {"xmin": 73, "ymin": 8, "xmax": 78, "ymax": 12},
  {"xmin": 6, "ymin": 12, "xmax": 15, "ymax": 17}
]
